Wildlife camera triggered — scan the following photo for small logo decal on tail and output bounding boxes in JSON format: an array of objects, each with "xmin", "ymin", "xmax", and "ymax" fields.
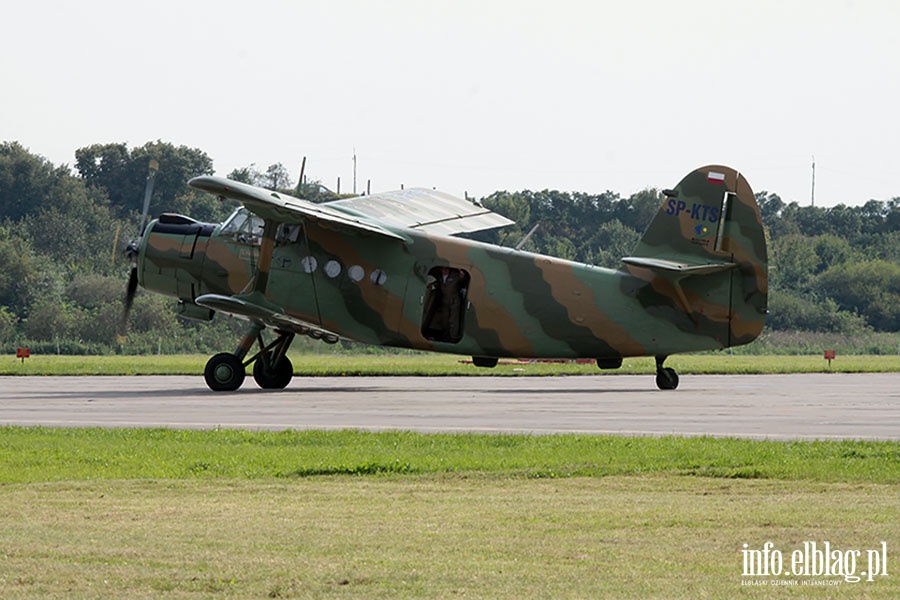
[{"xmin": 691, "ymin": 223, "xmax": 713, "ymax": 247}]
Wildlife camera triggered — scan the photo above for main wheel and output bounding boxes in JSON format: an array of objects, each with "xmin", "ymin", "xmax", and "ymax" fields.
[
  {"xmin": 253, "ymin": 354, "xmax": 294, "ymax": 389},
  {"xmin": 204, "ymin": 353, "xmax": 246, "ymax": 392},
  {"xmin": 655, "ymin": 367, "xmax": 679, "ymax": 390}
]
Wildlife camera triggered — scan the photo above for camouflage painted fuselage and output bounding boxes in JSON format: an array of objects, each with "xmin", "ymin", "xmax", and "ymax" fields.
[{"xmin": 136, "ymin": 165, "xmax": 767, "ymax": 361}]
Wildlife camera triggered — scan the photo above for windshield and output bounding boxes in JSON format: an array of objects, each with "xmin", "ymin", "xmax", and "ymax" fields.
[{"xmin": 220, "ymin": 207, "xmax": 264, "ymax": 245}]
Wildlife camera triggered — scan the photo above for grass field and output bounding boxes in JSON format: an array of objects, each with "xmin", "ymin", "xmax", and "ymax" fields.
[
  {"xmin": 2, "ymin": 476, "xmax": 897, "ymax": 599},
  {"xmin": 1, "ymin": 428, "xmax": 899, "ymax": 598},
  {"xmin": 2, "ymin": 352, "xmax": 899, "ymax": 376}
]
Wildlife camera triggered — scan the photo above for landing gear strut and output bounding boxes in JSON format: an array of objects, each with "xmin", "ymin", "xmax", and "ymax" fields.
[
  {"xmin": 203, "ymin": 324, "xmax": 296, "ymax": 391},
  {"xmin": 655, "ymin": 355, "xmax": 679, "ymax": 390}
]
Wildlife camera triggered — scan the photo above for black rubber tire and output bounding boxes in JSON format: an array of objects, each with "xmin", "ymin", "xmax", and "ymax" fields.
[
  {"xmin": 472, "ymin": 356, "xmax": 498, "ymax": 368},
  {"xmin": 253, "ymin": 354, "xmax": 294, "ymax": 389},
  {"xmin": 655, "ymin": 367, "xmax": 679, "ymax": 390},
  {"xmin": 204, "ymin": 353, "xmax": 246, "ymax": 392}
]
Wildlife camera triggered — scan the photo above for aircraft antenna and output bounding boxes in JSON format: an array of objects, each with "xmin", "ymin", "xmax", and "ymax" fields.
[
  {"xmin": 515, "ymin": 222, "xmax": 541, "ymax": 251},
  {"xmin": 111, "ymin": 223, "xmax": 121, "ymax": 265},
  {"xmin": 352, "ymin": 148, "xmax": 357, "ymax": 195},
  {"xmin": 810, "ymin": 155, "xmax": 816, "ymax": 207},
  {"xmin": 139, "ymin": 159, "xmax": 159, "ymax": 235},
  {"xmin": 297, "ymin": 156, "xmax": 306, "ymax": 196}
]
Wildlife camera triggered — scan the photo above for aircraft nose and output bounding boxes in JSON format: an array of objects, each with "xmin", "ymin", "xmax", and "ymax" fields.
[{"xmin": 137, "ymin": 214, "xmax": 216, "ymax": 302}]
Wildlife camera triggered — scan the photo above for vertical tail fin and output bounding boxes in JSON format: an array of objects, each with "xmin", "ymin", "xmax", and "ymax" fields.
[{"xmin": 623, "ymin": 165, "xmax": 768, "ymax": 346}]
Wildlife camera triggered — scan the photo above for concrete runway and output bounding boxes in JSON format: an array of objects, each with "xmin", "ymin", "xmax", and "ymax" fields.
[{"xmin": 0, "ymin": 374, "xmax": 898, "ymax": 440}]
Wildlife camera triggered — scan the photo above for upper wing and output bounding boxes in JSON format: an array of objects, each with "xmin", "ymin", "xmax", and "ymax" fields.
[
  {"xmin": 327, "ymin": 188, "xmax": 514, "ymax": 236},
  {"xmin": 189, "ymin": 177, "xmax": 513, "ymax": 238},
  {"xmin": 189, "ymin": 176, "xmax": 406, "ymax": 241}
]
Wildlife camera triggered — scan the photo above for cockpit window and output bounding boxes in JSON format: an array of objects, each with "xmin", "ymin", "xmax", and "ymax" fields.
[{"xmin": 220, "ymin": 208, "xmax": 264, "ymax": 246}]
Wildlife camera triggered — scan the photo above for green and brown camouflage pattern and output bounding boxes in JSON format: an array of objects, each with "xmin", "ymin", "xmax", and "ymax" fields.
[{"xmin": 136, "ymin": 164, "xmax": 767, "ymax": 363}]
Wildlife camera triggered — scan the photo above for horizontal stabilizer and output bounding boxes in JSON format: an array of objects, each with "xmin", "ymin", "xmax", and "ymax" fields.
[{"xmin": 621, "ymin": 257, "xmax": 737, "ymax": 276}]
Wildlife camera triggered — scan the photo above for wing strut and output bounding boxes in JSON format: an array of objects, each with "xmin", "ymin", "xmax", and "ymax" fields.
[
  {"xmin": 254, "ymin": 220, "xmax": 277, "ymax": 295},
  {"xmin": 299, "ymin": 219, "xmax": 324, "ymax": 327},
  {"xmin": 223, "ymin": 217, "xmax": 285, "ymax": 317}
]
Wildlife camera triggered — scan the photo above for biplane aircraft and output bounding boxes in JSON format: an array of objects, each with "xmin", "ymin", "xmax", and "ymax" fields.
[{"xmin": 123, "ymin": 165, "xmax": 767, "ymax": 391}]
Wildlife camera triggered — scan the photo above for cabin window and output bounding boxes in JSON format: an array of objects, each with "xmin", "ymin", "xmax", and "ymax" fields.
[
  {"xmin": 421, "ymin": 266, "xmax": 470, "ymax": 343},
  {"xmin": 276, "ymin": 223, "xmax": 302, "ymax": 245}
]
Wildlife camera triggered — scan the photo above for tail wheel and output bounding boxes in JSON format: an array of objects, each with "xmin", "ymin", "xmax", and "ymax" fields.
[
  {"xmin": 472, "ymin": 356, "xmax": 498, "ymax": 368},
  {"xmin": 204, "ymin": 353, "xmax": 246, "ymax": 392},
  {"xmin": 253, "ymin": 353, "xmax": 294, "ymax": 389}
]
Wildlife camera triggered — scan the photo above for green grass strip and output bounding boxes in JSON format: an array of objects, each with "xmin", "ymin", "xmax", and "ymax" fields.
[{"xmin": 2, "ymin": 427, "xmax": 898, "ymax": 484}]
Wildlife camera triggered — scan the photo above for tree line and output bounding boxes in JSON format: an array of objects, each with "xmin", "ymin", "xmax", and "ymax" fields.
[{"xmin": 1, "ymin": 140, "xmax": 898, "ymax": 354}]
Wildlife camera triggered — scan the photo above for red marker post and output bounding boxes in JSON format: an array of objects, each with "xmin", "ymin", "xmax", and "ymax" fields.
[
  {"xmin": 16, "ymin": 347, "xmax": 30, "ymax": 364},
  {"xmin": 824, "ymin": 349, "xmax": 836, "ymax": 368}
]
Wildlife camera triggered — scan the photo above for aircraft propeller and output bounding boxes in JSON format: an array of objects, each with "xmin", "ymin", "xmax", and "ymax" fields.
[{"xmin": 119, "ymin": 159, "xmax": 159, "ymax": 338}]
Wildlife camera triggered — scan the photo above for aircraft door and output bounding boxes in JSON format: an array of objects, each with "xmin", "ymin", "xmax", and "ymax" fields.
[
  {"xmin": 421, "ymin": 266, "xmax": 470, "ymax": 343},
  {"xmin": 268, "ymin": 223, "xmax": 322, "ymax": 325}
]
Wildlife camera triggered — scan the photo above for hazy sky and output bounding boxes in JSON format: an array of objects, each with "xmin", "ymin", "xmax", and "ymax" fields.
[{"xmin": 3, "ymin": 0, "xmax": 898, "ymax": 207}]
